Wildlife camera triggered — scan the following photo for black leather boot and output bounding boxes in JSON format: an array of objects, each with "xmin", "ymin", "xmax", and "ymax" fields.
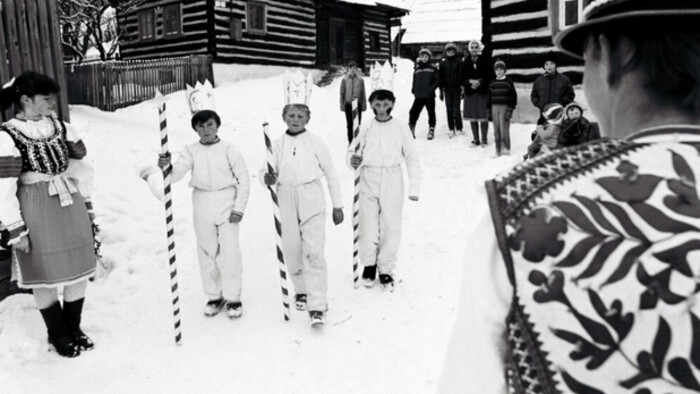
[
  {"xmin": 62, "ymin": 298, "xmax": 94, "ymax": 351},
  {"xmin": 39, "ymin": 302, "xmax": 80, "ymax": 358}
]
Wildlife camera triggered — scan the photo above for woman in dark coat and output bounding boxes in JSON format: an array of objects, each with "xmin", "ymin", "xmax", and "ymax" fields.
[{"xmin": 462, "ymin": 40, "xmax": 492, "ymax": 147}]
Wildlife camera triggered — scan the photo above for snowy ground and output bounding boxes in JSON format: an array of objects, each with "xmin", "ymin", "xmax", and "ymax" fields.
[{"xmin": 1, "ymin": 59, "xmax": 540, "ymax": 393}]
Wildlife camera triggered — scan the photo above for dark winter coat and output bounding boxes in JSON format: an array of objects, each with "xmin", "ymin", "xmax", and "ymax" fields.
[
  {"xmin": 487, "ymin": 77, "xmax": 518, "ymax": 109},
  {"xmin": 461, "ymin": 54, "xmax": 492, "ymax": 95},
  {"xmin": 530, "ymin": 71, "xmax": 575, "ymax": 111},
  {"xmin": 438, "ymin": 56, "xmax": 463, "ymax": 91},
  {"xmin": 339, "ymin": 74, "xmax": 367, "ymax": 112},
  {"xmin": 558, "ymin": 117, "xmax": 601, "ymax": 147},
  {"xmin": 411, "ymin": 61, "xmax": 440, "ymax": 99}
]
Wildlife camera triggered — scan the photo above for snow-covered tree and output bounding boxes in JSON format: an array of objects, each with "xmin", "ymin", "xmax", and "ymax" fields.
[{"xmin": 58, "ymin": 0, "xmax": 146, "ymax": 63}]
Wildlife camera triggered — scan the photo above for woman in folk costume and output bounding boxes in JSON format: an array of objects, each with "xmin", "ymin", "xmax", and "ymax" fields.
[
  {"xmin": 347, "ymin": 63, "xmax": 421, "ymax": 291},
  {"xmin": 440, "ymin": 1, "xmax": 700, "ymax": 393},
  {"xmin": 261, "ymin": 72, "xmax": 344, "ymax": 327},
  {"xmin": 461, "ymin": 39, "xmax": 492, "ymax": 147},
  {"xmin": 0, "ymin": 71, "xmax": 96, "ymax": 358}
]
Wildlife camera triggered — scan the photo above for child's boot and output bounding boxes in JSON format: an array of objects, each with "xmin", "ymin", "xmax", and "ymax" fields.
[
  {"xmin": 362, "ymin": 265, "xmax": 377, "ymax": 288},
  {"xmin": 379, "ymin": 273, "xmax": 395, "ymax": 292},
  {"xmin": 225, "ymin": 301, "xmax": 243, "ymax": 319},
  {"xmin": 409, "ymin": 124, "xmax": 416, "ymax": 139},
  {"xmin": 427, "ymin": 127, "xmax": 435, "ymax": 140},
  {"xmin": 203, "ymin": 298, "xmax": 225, "ymax": 317},
  {"xmin": 62, "ymin": 298, "xmax": 94, "ymax": 351},
  {"xmin": 309, "ymin": 311, "xmax": 325, "ymax": 327},
  {"xmin": 39, "ymin": 302, "xmax": 80, "ymax": 358},
  {"xmin": 294, "ymin": 294, "xmax": 307, "ymax": 311}
]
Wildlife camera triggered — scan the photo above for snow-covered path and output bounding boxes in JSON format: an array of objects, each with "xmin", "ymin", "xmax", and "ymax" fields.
[{"xmin": 0, "ymin": 59, "xmax": 532, "ymax": 393}]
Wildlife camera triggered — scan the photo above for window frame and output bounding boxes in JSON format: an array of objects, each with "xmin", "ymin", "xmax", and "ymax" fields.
[
  {"xmin": 138, "ymin": 8, "xmax": 156, "ymax": 42},
  {"xmin": 368, "ymin": 31, "xmax": 381, "ymax": 52},
  {"xmin": 245, "ymin": 1, "xmax": 267, "ymax": 36},
  {"xmin": 162, "ymin": 3, "xmax": 182, "ymax": 39}
]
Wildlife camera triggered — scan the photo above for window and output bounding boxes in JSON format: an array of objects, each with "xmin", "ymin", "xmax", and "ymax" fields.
[
  {"xmin": 138, "ymin": 9, "xmax": 155, "ymax": 41},
  {"xmin": 558, "ymin": 0, "xmax": 594, "ymax": 27},
  {"xmin": 230, "ymin": 17, "xmax": 243, "ymax": 41},
  {"xmin": 369, "ymin": 31, "xmax": 381, "ymax": 51},
  {"xmin": 163, "ymin": 4, "xmax": 182, "ymax": 38},
  {"xmin": 246, "ymin": 2, "xmax": 266, "ymax": 35}
]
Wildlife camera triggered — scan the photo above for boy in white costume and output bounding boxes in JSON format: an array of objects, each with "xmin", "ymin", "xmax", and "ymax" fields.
[
  {"xmin": 347, "ymin": 87, "xmax": 421, "ymax": 290},
  {"xmin": 261, "ymin": 72, "xmax": 344, "ymax": 326},
  {"xmin": 154, "ymin": 83, "xmax": 250, "ymax": 319}
]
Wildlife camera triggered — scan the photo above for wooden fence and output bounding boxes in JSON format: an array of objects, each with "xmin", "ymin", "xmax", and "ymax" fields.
[
  {"xmin": 64, "ymin": 55, "xmax": 214, "ymax": 111},
  {"xmin": 0, "ymin": 0, "xmax": 69, "ymax": 121}
]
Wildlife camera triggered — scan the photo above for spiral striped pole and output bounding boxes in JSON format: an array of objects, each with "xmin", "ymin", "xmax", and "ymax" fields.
[
  {"xmin": 155, "ymin": 91, "xmax": 183, "ymax": 345},
  {"xmin": 262, "ymin": 122, "xmax": 291, "ymax": 321},
  {"xmin": 351, "ymin": 99, "xmax": 361, "ymax": 289}
]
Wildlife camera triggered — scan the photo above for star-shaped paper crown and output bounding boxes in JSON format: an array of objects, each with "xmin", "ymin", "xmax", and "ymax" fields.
[
  {"xmin": 370, "ymin": 61, "xmax": 394, "ymax": 92},
  {"xmin": 186, "ymin": 80, "xmax": 216, "ymax": 114},
  {"xmin": 283, "ymin": 70, "xmax": 314, "ymax": 106}
]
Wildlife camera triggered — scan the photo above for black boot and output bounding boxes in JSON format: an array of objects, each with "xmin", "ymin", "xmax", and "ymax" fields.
[
  {"xmin": 62, "ymin": 298, "xmax": 94, "ymax": 351},
  {"xmin": 39, "ymin": 303, "xmax": 80, "ymax": 358}
]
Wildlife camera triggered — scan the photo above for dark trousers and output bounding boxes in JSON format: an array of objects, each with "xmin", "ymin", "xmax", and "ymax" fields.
[
  {"xmin": 444, "ymin": 90, "xmax": 463, "ymax": 131},
  {"xmin": 408, "ymin": 97, "xmax": 436, "ymax": 128},
  {"xmin": 344, "ymin": 103, "xmax": 362, "ymax": 144},
  {"xmin": 470, "ymin": 121, "xmax": 489, "ymax": 143}
]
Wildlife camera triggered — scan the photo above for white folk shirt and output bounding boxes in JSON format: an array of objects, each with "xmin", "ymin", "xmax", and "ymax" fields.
[
  {"xmin": 170, "ymin": 139, "xmax": 250, "ymax": 214},
  {"xmin": 263, "ymin": 131, "xmax": 342, "ymax": 209},
  {"xmin": 346, "ymin": 117, "xmax": 421, "ymax": 197}
]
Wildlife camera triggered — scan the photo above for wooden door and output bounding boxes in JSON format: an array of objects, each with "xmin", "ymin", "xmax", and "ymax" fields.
[{"xmin": 329, "ymin": 18, "xmax": 345, "ymax": 66}]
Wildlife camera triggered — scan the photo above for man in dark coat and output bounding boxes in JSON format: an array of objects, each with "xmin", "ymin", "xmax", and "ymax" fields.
[
  {"xmin": 438, "ymin": 42, "xmax": 463, "ymax": 138},
  {"xmin": 530, "ymin": 55, "xmax": 575, "ymax": 124}
]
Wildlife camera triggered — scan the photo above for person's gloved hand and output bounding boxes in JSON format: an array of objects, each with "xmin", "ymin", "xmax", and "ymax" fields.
[
  {"xmin": 332, "ymin": 208, "xmax": 344, "ymax": 225},
  {"xmin": 157, "ymin": 153, "xmax": 171, "ymax": 170},
  {"xmin": 263, "ymin": 172, "xmax": 277, "ymax": 186},
  {"xmin": 229, "ymin": 211, "xmax": 243, "ymax": 223},
  {"xmin": 350, "ymin": 154, "xmax": 363, "ymax": 169},
  {"xmin": 505, "ymin": 107, "xmax": 513, "ymax": 120}
]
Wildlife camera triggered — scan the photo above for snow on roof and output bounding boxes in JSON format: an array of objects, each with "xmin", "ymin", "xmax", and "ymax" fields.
[{"xmin": 401, "ymin": 0, "xmax": 482, "ymax": 44}]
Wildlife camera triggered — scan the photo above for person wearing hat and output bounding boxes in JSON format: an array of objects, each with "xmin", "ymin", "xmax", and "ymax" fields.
[
  {"xmin": 461, "ymin": 39, "xmax": 492, "ymax": 147},
  {"xmin": 486, "ymin": 59, "xmax": 517, "ymax": 157},
  {"xmin": 438, "ymin": 42, "xmax": 464, "ymax": 138},
  {"xmin": 530, "ymin": 53, "xmax": 575, "ymax": 124},
  {"xmin": 408, "ymin": 48, "xmax": 439, "ymax": 139},
  {"xmin": 339, "ymin": 60, "xmax": 367, "ymax": 144},
  {"xmin": 558, "ymin": 101, "xmax": 601, "ymax": 147},
  {"xmin": 440, "ymin": 1, "xmax": 700, "ymax": 392}
]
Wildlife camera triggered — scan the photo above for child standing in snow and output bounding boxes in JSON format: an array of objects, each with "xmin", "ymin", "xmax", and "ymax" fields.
[
  {"xmin": 486, "ymin": 59, "xmax": 517, "ymax": 157},
  {"xmin": 155, "ymin": 109, "xmax": 250, "ymax": 319},
  {"xmin": 261, "ymin": 103, "xmax": 344, "ymax": 327},
  {"xmin": 0, "ymin": 71, "xmax": 97, "ymax": 358},
  {"xmin": 408, "ymin": 48, "xmax": 439, "ymax": 140},
  {"xmin": 348, "ymin": 89, "xmax": 421, "ymax": 290},
  {"xmin": 339, "ymin": 61, "xmax": 367, "ymax": 144}
]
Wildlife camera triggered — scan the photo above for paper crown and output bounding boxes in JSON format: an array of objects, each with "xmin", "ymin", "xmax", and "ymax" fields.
[
  {"xmin": 186, "ymin": 80, "xmax": 216, "ymax": 114},
  {"xmin": 369, "ymin": 61, "xmax": 394, "ymax": 92},
  {"xmin": 283, "ymin": 71, "xmax": 314, "ymax": 106}
]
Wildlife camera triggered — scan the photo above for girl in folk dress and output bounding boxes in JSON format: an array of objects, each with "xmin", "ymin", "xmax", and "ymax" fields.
[{"xmin": 0, "ymin": 71, "xmax": 96, "ymax": 358}]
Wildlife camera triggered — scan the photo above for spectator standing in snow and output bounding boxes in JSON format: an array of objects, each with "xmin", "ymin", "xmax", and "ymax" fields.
[
  {"xmin": 348, "ymin": 89, "xmax": 420, "ymax": 291},
  {"xmin": 440, "ymin": 1, "xmax": 700, "ymax": 393},
  {"xmin": 530, "ymin": 54, "xmax": 575, "ymax": 124},
  {"xmin": 438, "ymin": 42, "xmax": 464, "ymax": 138},
  {"xmin": 486, "ymin": 59, "xmax": 517, "ymax": 157},
  {"xmin": 408, "ymin": 48, "xmax": 439, "ymax": 140},
  {"xmin": 155, "ymin": 104, "xmax": 250, "ymax": 320},
  {"xmin": 262, "ymin": 103, "xmax": 344, "ymax": 327},
  {"xmin": 339, "ymin": 61, "xmax": 367, "ymax": 144},
  {"xmin": 0, "ymin": 71, "xmax": 96, "ymax": 358},
  {"xmin": 462, "ymin": 39, "xmax": 492, "ymax": 147}
]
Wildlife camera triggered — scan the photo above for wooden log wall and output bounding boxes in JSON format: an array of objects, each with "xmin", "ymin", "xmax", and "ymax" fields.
[
  {"xmin": 119, "ymin": 0, "xmax": 211, "ymax": 60},
  {"xmin": 0, "ymin": 0, "xmax": 69, "ymax": 121},
  {"xmin": 362, "ymin": 8, "xmax": 392, "ymax": 70},
  {"xmin": 484, "ymin": 0, "xmax": 583, "ymax": 84},
  {"xmin": 214, "ymin": 0, "xmax": 317, "ymax": 66}
]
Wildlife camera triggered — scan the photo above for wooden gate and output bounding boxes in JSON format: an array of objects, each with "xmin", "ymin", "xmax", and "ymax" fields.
[{"xmin": 0, "ymin": 0, "xmax": 69, "ymax": 121}]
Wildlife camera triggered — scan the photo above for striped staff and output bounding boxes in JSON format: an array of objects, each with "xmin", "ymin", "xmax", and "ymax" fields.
[
  {"xmin": 262, "ymin": 122, "xmax": 291, "ymax": 321},
  {"xmin": 351, "ymin": 99, "xmax": 361, "ymax": 289},
  {"xmin": 154, "ymin": 90, "xmax": 183, "ymax": 345}
]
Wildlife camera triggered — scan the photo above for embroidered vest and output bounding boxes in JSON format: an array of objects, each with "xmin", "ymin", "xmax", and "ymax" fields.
[
  {"xmin": 487, "ymin": 130, "xmax": 700, "ymax": 393},
  {"xmin": 1, "ymin": 117, "xmax": 70, "ymax": 175}
]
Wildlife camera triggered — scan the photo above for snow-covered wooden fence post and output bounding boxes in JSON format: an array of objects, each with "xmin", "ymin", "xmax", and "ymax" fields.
[
  {"xmin": 262, "ymin": 122, "xmax": 291, "ymax": 321},
  {"xmin": 351, "ymin": 99, "xmax": 361, "ymax": 289},
  {"xmin": 154, "ymin": 90, "xmax": 183, "ymax": 345}
]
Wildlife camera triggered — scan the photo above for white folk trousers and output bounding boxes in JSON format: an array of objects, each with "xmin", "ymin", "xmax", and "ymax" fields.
[
  {"xmin": 358, "ymin": 166, "xmax": 404, "ymax": 274},
  {"xmin": 277, "ymin": 180, "xmax": 327, "ymax": 312},
  {"xmin": 192, "ymin": 188, "xmax": 242, "ymax": 302}
]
